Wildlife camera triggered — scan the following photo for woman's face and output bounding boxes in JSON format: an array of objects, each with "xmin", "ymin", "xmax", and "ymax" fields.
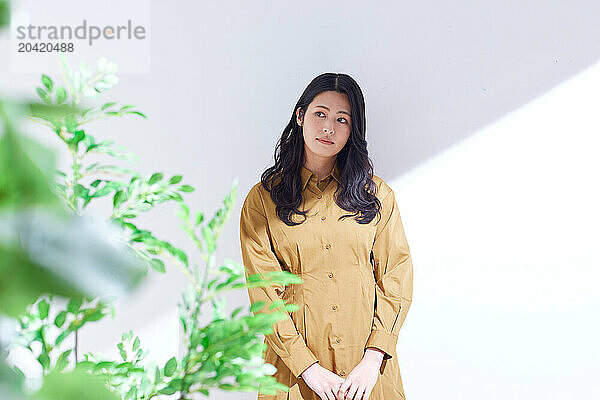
[{"xmin": 296, "ymin": 90, "xmax": 352, "ymax": 160}]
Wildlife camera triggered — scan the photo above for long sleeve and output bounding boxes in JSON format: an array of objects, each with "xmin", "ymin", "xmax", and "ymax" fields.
[
  {"xmin": 239, "ymin": 185, "xmax": 319, "ymax": 378},
  {"xmin": 364, "ymin": 187, "xmax": 414, "ymax": 362}
]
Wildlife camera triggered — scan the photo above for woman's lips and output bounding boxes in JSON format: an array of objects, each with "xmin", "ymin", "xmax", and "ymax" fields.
[{"xmin": 317, "ymin": 138, "xmax": 334, "ymax": 145}]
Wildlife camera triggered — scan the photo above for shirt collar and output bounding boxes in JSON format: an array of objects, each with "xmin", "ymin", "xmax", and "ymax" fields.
[{"xmin": 300, "ymin": 163, "xmax": 341, "ymax": 191}]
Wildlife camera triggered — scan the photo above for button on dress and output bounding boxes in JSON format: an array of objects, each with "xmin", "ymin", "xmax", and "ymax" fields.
[{"xmin": 239, "ymin": 163, "xmax": 413, "ymax": 400}]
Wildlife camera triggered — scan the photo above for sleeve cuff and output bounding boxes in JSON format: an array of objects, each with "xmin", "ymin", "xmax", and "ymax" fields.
[
  {"xmin": 365, "ymin": 330, "xmax": 396, "ymax": 360},
  {"xmin": 280, "ymin": 343, "xmax": 319, "ymax": 378}
]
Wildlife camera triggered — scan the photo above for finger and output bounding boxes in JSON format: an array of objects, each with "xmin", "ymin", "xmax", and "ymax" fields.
[
  {"xmin": 353, "ymin": 386, "xmax": 364, "ymax": 400},
  {"xmin": 331, "ymin": 383, "xmax": 342, "ymax": 400},
  {"xmin": 358, "ymin": 386, "xmax": 366, "ymax": 400},
  {"xmin": 338, "ymin": 378, "xmax": 349, "ymax": 394},
  {"xmin": 323, "ymin": 387, "xmax": 337, "ymax": 400},
  {"xmin": 341, "ymin": 382, "xmax": 353, "ymax": 400},
  {"xmin": 339, "ymin": 386, "xmax": 350, "ymax": 400},
  {"xmin": 347, "ymin": 385, "xmax": 359, "ymax": 400},
  {"xmin": 339, "ymin": 384, "xmax": 349, "ymax": 400}
]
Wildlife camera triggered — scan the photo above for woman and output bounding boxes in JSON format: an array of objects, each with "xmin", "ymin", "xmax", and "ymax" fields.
[{"xmin": 239, "ymin": 73, "xmax": 413, "ymax": 400}]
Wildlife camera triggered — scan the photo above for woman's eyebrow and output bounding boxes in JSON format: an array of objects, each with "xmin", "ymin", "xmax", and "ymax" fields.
[{"xmin": 315, "ymin": 104, "xmax": 351, "ymax": 117}]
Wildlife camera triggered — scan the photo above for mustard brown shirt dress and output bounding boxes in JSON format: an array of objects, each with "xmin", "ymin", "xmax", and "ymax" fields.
[{"xmin": 239, "ymin": 163, "xmax": 414, "ymax": 400}]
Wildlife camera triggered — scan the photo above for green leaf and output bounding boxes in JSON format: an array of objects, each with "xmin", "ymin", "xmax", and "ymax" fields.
[
  {"xmin": 101, "ymin": 101, "xmax": 116, "ymax": 111},
  {"xmin": 38, "ymin": 353, "xmax": 50, "ymax": 370},
  {"xmin": 163, "ymin": 357, "xmax": 177, "ymax": 377},
  {"xmin": 148, "ymin": 172, "xmax": 163, "ymax": 185},
  {"xmin": 167, "ymin": 192, "xmax": 183, "ymax": 201},
  {"xmin": 64, "ymin": 114, "xmax": 78, "ymax": 131},
  {"xmin": 55, "ymin": 87, "xmax": 67, "ymax": 104},
  {"xmin": 55, "ymin": 329, "xmax": 71, "ymax": 346},
  {"xmin": 36, "ymin": 87, "xmax": 50, "ymax": 103},
  {"xmin": 269, "ymin": 299, "xmax": 285, "ymax": 310},
  {"xmin": 250, "ymin": 301, "xmax": 266, "ymax": 313},
  {"xmin": 168, "ymin": 246, "xmax": 188, "ymax": 267},
  {"xmin": 178, "ymin": 185, "xmax": 194, "ymax": 192},
  {"xmin": 125, "ymin": 110, "xmax": 147, "ymax": 118},
  {"xmin": 72, "ymin": 184, "xmax": 88, "ymax": 201},
  {"xmin": 81, "ymin": 134, "xmax": 94, "ymax": 148},
  {"xmin": 55, "ymin": 349, "xmax": 72, "ymax": 372},
  {"xmin": 95, "ymin": 361, "xmax": 116, "ymax": 371},
  {"xmin": 67, "ymin": 297, "xmax": 83, "ymax": 314},
  {"xmin": 168, "ymin": 175, "xmax": 182, "ymax": 184},
  {"xmin": 158, "ymin": 386, "xmax": 176, "ymax": 395},
  {"xmin": 207, "ymin": 278, "xmax": 218, "ymax": 290},
  {"xmin": 41, "ymin": 74, "xmax": 54, "ymax": 92},
  {"xmin": 54, "ymin": 310, "xmax": 67, "ymax": 327},
  {"xmin": 231, "ymin": 306, "xmax": 243, "ymax": 318},
  {"xmin": 37, "ymin": 299, "xmax": 50, "ymax": 319},
  {"xmin": 178, "ymin": 203, "xmax": 189, "ymax": 219},
  {"xmin": 113, "ymin": 189, "xmax": 127, "ymax": 208},
  {"xmin": 82, "ymin": 309, "xmax": 105, "ymax": 322},
  {"xmin": 93, "ymin": 185, "xmax": 118, "ymax": 199},
  {"xmin": 150, "ymin": 258, "xmax": 165, "ymax": 273},
  {"xmin": 168, "ymin": 378, "xmax": 183, "ymax": 391},
  {"xmin": 132, "ymin": 336, "xmax": 140, "ymax": 351},
  {"xmin": 195, "ymin": 211, "xmax": 204, "ymax": 226},
  {"xmin": 81, "ymin": 107, "xmax": 94, "ymax": 117}
]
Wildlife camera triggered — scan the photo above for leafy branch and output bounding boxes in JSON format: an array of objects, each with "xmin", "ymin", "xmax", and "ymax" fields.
[{"xmin": 8, "ymin": 55, "xmax": 306, "ymax": 400}]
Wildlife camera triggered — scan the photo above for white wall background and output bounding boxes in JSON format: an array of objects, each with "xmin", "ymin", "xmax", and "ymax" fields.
[{"xmin": 1, "ymin": 1, "xmax": 600, "ymax": 399}]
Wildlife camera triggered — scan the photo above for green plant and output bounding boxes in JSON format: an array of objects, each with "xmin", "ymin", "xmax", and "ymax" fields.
[
  {"xmin": 11, "ymin": 53, "xmax": 192, "ymax": 370},
  {"xmin": 0, "ymin": 72, "xmax": 141, "ymax": 400},
  {"xmin": 7, "ymin": 55, "xmax": 306, "ymax": 399},
  {"xmin": 0, "ymin": 4, "xmax": 145, "ymax": 400}
]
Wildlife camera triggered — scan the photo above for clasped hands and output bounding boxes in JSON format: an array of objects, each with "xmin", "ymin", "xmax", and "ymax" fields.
[{"xmin": 300, "ymin": 348, "xmax": 384, "ymax": 400}]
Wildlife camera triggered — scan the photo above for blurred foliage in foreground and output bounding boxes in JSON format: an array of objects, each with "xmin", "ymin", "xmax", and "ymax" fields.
[
  {"xmin": 0, "ymin": 86, "xmax": 144, "ymax": 400},
  {"xmin": 1, "ymin": 28, "xmax": 307, "ymax": 400}
]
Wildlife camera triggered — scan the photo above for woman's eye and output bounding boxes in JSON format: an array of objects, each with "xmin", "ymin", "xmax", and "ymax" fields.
[{"xmin": 315, "ymin": 111, "xmax": 348, "ymax": 123}]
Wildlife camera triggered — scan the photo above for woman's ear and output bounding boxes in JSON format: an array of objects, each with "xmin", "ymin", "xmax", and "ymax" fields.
[{"xmin": 296, "ymin": 107, "xmax": 303, "ymax": 126}]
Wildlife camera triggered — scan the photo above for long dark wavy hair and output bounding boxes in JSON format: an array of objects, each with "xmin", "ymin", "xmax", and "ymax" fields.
[{"xmin": 260, "ymin": 72, "xmax": 383, "ymax": 227}]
